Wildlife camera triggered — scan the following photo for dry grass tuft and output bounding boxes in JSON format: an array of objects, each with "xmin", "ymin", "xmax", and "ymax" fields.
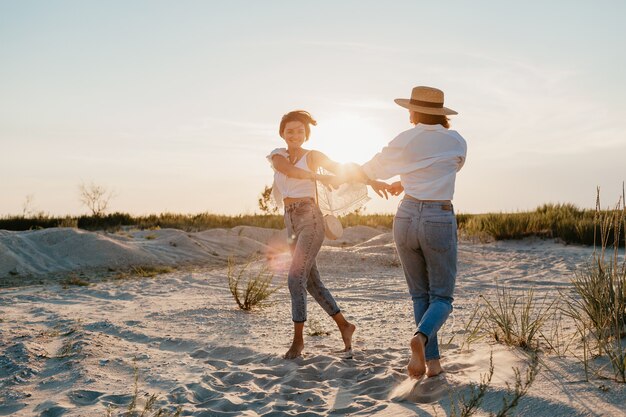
[
  {"xmin": 62, "ymin": 274, "xmax": 90, "ymax": 288},
  {"xmin": 114, "ymin": 266, "xmax": 174, "ymax": 280},
  {"xmin": 228, "ymin": 257, "xmax": 279, "ymax": 311}
]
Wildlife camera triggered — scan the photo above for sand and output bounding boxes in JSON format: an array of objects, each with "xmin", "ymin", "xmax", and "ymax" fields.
[{"xmin": 1, "ymin": 226, "xmax": 625, "ymax": 416}]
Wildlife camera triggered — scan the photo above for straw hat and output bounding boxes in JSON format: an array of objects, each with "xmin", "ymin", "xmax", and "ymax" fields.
[{"xmin": 394, "ymin": 86, "xmax": 458, "ymax": 116}]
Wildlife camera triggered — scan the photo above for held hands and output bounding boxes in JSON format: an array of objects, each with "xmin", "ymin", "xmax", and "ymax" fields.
[
  {"xmin": 315, "ymin": 172, "xmax": 404, "ymax": 199},
  {"xmin": 388, "ymin": 181, "xmax": 404, "ymax": 196},
  {"xmin": 367, "ymin": 180, "xmax": 404, "ymax": 199},
  {"xmin": 368, "ymin": 180, "xmax": 390, "ymax": 199}
]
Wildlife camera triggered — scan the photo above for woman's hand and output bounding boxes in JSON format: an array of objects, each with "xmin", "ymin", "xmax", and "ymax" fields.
[
  {"xmin": 388, "ymin": 181, "xmax": 404, "ymax": 196},
  {"xmin": 316, "ymin": 174, "xmax": 341, "ymax": 191},
  {"xmin": 368, "ymin": 180, "xmax": 390, "ymax": 199}
]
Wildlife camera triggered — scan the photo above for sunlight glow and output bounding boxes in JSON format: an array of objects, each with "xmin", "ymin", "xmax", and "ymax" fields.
[{"xmin": 312, "ymin": 113, "xmax": 388, "ymax": 164}]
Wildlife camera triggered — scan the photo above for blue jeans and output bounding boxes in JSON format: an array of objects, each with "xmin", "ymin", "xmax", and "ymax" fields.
[
  {"xmin": 284, "ymin": 199, "xmax": 341, "ymax": 323},
  {"xmin": 393, "ymin": 199, "xmax": 457, "ymax": 360}
]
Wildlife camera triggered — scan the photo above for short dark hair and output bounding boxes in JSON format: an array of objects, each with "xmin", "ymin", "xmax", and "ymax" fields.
[
  {"xmin": 279, "ymin": 110, "xmax": 317, "ymax": 141},
  {"xmin": 410, "ymin": 111, "xmax": 450, "ymax": 129}
]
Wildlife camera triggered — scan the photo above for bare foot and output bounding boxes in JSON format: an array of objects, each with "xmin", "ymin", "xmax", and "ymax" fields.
[
  {"xmin": 284, "ymin": 341, "xmax": 304, "ymax": 359},
  {"xmin": 426, "ymin": 359, "xmax": 443, "ymax": 377},
  {"xmin": 340, "ymin": 323, "xmax": 356, "ymax": 351},
  {"xmin": 408, "ymin": 334, "xmax": 426, "ymax": 379}
]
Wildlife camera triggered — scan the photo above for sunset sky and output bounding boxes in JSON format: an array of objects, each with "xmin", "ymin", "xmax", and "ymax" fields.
[{"xmin": 1, "ymin": 1, "xmax": 625, "ymax": 216}]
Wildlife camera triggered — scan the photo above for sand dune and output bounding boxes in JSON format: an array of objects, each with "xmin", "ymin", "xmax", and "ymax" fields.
[
  {"xmin": 1, "ymin": 227, "xmax": 625, "ymax": 416},
  {"xmin": 0, "ymin": 226, "xmax": 293, "ymax": 279}
]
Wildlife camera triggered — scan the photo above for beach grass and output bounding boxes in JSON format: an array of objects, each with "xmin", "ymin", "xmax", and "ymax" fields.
[
  {"xmin": 1, "ymin": 203, "xmax": 622, "ymax": 246},
  {"xmin": 562, "ymin": 191, "xmax": 626, "ymax": 382},
  {"xmin": 450, "ymin": 353, "xmax": 494, "ymax": 417},
  {"xmin": 458, "ymin": 203, "xmax": 615, "ymax": 246},
  {"xmin": 481, "ymin": 286, "xmax": 555, "ymax": 351},
  {"xmin": 120, "ymin": 359, "xmax": 183, "ymax": 417},
  {"xmin": 227, "ymin": 257, "xmax": 279, "ymax": 311},
  {"xmin": 449, "ymin": 352, "xmax": 539, "ymax": 417}
]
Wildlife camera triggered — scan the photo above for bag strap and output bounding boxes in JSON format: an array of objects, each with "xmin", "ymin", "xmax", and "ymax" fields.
[{"xmin": 314, "ymin": 168, "xmax": 320, "ymax": 207}]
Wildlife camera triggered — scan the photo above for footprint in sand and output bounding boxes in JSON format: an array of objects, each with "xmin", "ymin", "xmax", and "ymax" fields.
[
  {"xmin": 390, "ymin": 374, "xmax": 455, "ymax": 403},
  {"xmin": 67, "ymin": 389, "xmax": 103, "ymax": 406},
  {"xmin": 100, "ymin": 393, "xmax": 134, "ymax": 407},
  {"xmin": 33, "ymin": 400, "xmax": 68, "ymax": 417},
  {"xmin": 0, "ymin": 402, "xmax": 27, "ymax": 416}
]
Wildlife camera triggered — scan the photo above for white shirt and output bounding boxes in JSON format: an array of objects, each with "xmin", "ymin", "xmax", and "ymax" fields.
[
  {"xmin": 361, "ymin": 124, "xmax": 467, "ymax": 201},
  {"xmin": 266, "ymin": 147, "xmax": 370, "ymax": 215},
  {"xmin": 267, "ymin": 148, "xmax": 317, "ymax": 202}
]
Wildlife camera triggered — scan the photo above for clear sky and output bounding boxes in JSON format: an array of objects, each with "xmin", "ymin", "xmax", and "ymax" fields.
[{"xmin": 1, "ymin": 1, "xmax": 625, "ymax": 216}]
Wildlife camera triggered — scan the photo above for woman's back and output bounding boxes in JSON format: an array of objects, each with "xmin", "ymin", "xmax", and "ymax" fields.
[{"xmin": 362, "ymin": 123, "xmax": 467, "ymax": 201}]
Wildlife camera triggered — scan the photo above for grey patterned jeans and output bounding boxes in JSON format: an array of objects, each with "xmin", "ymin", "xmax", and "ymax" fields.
[{"xmin": 284, "ymin": 199, "xmax": 341, "ymax": 322}]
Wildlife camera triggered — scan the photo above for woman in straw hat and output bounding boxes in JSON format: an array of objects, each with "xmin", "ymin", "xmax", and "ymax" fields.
[
  {"xmin": 267, "ymin": 110, "xmax": 390, "ymax": 359},
  {"xmin": 354, "ymin": 86, "xmax": 467, "ymax": 379}
]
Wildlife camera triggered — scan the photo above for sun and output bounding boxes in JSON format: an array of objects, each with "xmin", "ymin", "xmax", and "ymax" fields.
[{"xmin": 312, "ymin": 112, "xmax": 388, "ymax": 164}]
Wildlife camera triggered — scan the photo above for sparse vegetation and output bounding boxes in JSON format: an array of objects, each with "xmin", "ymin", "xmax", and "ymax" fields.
[
  {"xmin": 118, "ymin": 359, "xmax": 183, "ymax": 417},
  {"xmin": 258, "ymin": 185, "xmax": 279, "ymax": 214},
  {"xmin": 450, "ymin": 353, "xmax": 494, "ymax": 417},
  {"xmin": 21, "ymin": 194, "xmax": 37, "ymax": 217},
  {"xmin": 481, "ymin": 286, "xmax": 555, "ymax": 351},
  {"xmin": 114, "ymin": 266, "xmax": 174, "ymax": 279},
  {"xmin": 228, "ymin": 257, "xmax": 278, "ymax": 310},
  {"xmin": 62, "ymin": 274, "xmax": 90, "ymax": 288},
  {"xmin": 458, "ymin": 304, "xmax": 486, "ymax": 351},
  {"xmin": 78, "ymin": 181, "xmax": 116, "ymax": 217},
  {"xmin": 562, "ymin": 189, "xmax": 626, "ymax": 382},
  {"xmin": 0, "ymin": 212, "xmax": 286, "ymax": 232},
  {"xmin": 1, "ymin": 203, "xmax": 618, "ymax": 247},
  {"xmin": 450, "ymin": 352, "xmax": 539, "ymax": 417},
  {"xmin": 459, "ymin": 203, "xmax": 605, "ymax": 245},
  {"xmin": 494, "ymin": 353, "xmax": 540, "ymax": 417},
  {"xmin": 539, "ymin": 310, "xmax": 575, "ymax": 357}
]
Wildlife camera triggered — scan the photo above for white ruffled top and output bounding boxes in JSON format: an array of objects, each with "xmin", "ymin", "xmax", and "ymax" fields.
[{"xmin": 267, "ymin": 148, "xmax": 370, "ymax": 216}]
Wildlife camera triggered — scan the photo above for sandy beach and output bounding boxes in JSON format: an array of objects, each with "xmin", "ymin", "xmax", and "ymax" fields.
[{"xmin": 1, "ymin": 226, "xmax": 625, "ymax": 416}]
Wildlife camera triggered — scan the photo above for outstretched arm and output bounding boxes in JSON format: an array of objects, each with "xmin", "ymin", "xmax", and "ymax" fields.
[
  {"xmin": 272, "ymin": 154, "xmax": 317, "ymax": 180},
  {"xmin": 271, "ymin": 154, "xmax": 336, "ymax": 189},
  {"xmin": 309, "ymin": 151, "xmax": 390, "ymax": 199},
  {"xmin": 308, "ymin": 151, "xmax": 368, "ymax": 183}
]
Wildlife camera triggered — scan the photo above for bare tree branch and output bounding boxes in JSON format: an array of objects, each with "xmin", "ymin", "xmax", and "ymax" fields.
[{"xmin": 78, "ymin": 182, "xmax": 115, "ymax": 216}]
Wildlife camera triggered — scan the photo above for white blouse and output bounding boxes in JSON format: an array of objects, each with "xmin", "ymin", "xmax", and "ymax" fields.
[
  {"xmin": 267, "ymin": 148, "xmax": 370, "ymax": 215},
  {"xmin": 267, "ymin": 148, "xmax": 316, "ymax": 202},
  {"xmin": 361, "ymin": 124, "xmax": 467, "ymax": 201}
]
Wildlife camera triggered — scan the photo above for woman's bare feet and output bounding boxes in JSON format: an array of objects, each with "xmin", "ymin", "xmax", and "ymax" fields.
[
  {"xmin": 340, "ymin": 323, "xmax": 356, "ymax": 351},
  {"xmin": 284, "ymin": 322, "xmax": 305, "ymax": 359},
  {"xmin": 408, "ymin": 333, "xmax": 427, "ymax": 379},
  {"xmin": 332, "ymin": 313, "xmax": 356, "ymax": 352},
  {"xmin": 284, "ymin": 340, "xmax": 304, "ymax": 359},
  {"xmin": 426, "ymin": 359, "xmax": 443, "ymax": 377}
]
